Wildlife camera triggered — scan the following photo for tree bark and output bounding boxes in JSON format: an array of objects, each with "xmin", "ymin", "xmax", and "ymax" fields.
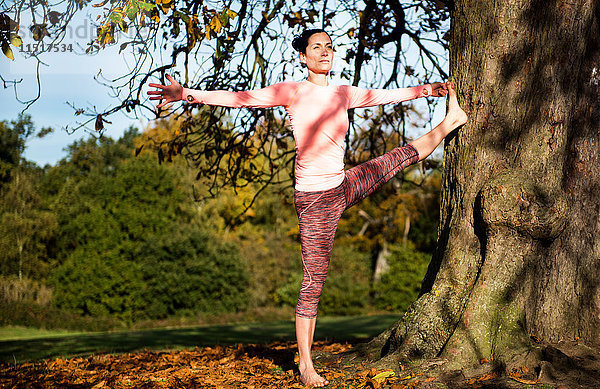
[{"xmin": 365, "ymin": 0, "xmax": 600, "ymax": 372}]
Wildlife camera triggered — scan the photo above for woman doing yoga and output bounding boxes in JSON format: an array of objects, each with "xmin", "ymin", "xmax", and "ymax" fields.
[{"xmin": 148, "ymin": 28, "xmax": 467, "ymax": 387}]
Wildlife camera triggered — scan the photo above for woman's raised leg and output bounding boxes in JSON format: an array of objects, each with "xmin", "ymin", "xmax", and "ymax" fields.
[{"xmin": 409, "ymin": 82, "xmax": 467, "ymax": 161}]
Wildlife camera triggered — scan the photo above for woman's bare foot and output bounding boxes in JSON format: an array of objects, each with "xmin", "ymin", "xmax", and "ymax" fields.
[
  {"xmin": 408, "ymin": 81, "xmax": 468, "ymax": 161},
  {"xmin": 299, "ymin": 363, "xmax": 329, "ymax": 387},
  {"xmin": 445, "ymin": 82, "xmax": 468, "ymax": 128}
]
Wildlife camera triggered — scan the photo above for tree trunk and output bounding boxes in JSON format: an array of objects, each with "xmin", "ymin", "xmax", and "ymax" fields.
[
  {"xmin": 18, "ymin": 240, "xmax": 23, "ymax": 281},
  {"xmin": 365, "ymin": 0, "xmax": 600, "ymax": 374},
  {"xmin": 373, "ymin": 240, "xmax": 390, "ymax": 283}
]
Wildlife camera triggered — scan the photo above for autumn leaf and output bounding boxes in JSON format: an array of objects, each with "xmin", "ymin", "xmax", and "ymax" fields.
[
  {"xmin": 2, "ymin": 42, "xmax": 14, "ymax": 60},
  {"xmin": 1, "ymin": 340, "xmax": 412, "ymax": 389},
  {"xmin": 206, "ymin": 15, "xmax": 222, "ymax": 39},
  {"xmin": 510, "ymin": 376, "xmax": 539, "ymax": 384},
  {"xmin": 363, "ymin": 377, "xmax": 381, "ymax": 388},
  {"xmin": 95, "ymin": 114, "xmax": 104, "ymax": 131},
  {"xmin": 30, "ymin": 24, "xmax": 49, "ymax": 41},
  {"xmin": 372, "ymin": 369, "xmax": 394, "ymax": 384},
  {"xmin": 10, "ymin": 33, "xmax": 22, "ymax": 47},
  {"xmin": 226, "ymin": 9, "xmax": 237, "ymax": 19},
  {"xmin": 150, "ymin": 8, "xmax": 160, "ymax": 23},
  {"xmin": 92, "ymin": 0, "xmax": 109, "ymax": 7},
  {"xmin": 466, "ymin": 371, "xmax": 500, "ymax": 384},
  {"xmin": 48, "ymin": 11, "xmax": 62, "ymax": 25}
]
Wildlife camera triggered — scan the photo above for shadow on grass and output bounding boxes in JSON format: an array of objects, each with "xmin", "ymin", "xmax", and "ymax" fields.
[{"xmin": 0, "ymin": 314, "xmax": 402, "ymax": 363}]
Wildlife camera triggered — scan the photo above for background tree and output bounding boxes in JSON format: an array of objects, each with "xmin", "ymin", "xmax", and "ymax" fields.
[
  {"xmin": 0, "ymin": 114, "xmax": 55, "ymax": 281},
  {"xmin": 355, "ymin": 0, "xmax": 600, "ymax": 383},
  {"xmin": 46, "ymin": 129, "xmax": 250, "ymax": 321}
]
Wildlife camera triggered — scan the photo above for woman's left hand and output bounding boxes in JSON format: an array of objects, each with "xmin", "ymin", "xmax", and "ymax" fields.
[{"xmin": 429, "ymin": 82, "xmax": 449, "ymax": 97}]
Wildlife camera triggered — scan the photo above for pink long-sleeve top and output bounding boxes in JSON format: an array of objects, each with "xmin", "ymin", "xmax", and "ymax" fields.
[{"xmin": 182, "ymin": 80, "xmax": 432, "ymax": 192}]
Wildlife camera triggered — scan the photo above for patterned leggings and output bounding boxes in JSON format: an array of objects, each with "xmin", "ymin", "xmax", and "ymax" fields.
[{"xmin": 294, "ymin": 144, "xmax": 419, "ymax": 318}]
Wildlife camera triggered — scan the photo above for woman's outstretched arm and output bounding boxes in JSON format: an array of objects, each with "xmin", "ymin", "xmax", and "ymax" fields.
[
  {"xmin": 347, "ymin": 82, "xmax": 448, "ymax": 109},
  {"xmin": 147, "ymin": 74, "xmax": 297, "ymax": 109},
  {"xmin": 181, "ymin": 81, "xmax": 298, "ymax": 108},
  {"xmin": 409, "ymin": 82, "xmax": 468, "ymax": 162}
]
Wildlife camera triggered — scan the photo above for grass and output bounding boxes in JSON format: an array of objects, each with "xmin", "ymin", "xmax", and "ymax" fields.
[
  {"xmin": 0, "ymin": 326, "xmax": 85, "ymax": 340},
  {"xmin": 0, "ymin": 313, "xmax": 402, "ymax": 363}
]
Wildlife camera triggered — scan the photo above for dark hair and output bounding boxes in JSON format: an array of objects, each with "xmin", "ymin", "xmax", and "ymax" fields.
[{"xmin": 291, "ymin": 29, "xmax": 331, "ymax": 54}]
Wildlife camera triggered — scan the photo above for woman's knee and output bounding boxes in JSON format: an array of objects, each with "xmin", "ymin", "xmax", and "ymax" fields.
[{"xmin": 296, "ymin": 291, "xmax": 322, "ymax": 318}]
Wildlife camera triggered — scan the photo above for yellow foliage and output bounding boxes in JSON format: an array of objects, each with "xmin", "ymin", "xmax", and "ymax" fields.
[
  {"xmin": 372, "ymin": 370, "xmax": 395, "ymax": 384},
  {"xmin": 2, "ymin": 43, "xmax": 14, "ymax": 60},
  {"xmin": 206, "ymin": 15, "xmax": 222, "ymax": 39},
  {"xmin": 136, "ymin": 116, "xmax": 185, "ymax": 157},
  {"xmin": 10, "ymin": 33, "xmax": 22, "ymax": 47}
]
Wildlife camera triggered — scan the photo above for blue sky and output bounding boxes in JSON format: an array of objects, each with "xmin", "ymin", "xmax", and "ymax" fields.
[
  {"xmin": 0, "ymin": 9, "xmax": 152, "ymax": 166},
  {"xmin": 0, "ymin": 73, "xmax": 147, "ymax": 166}
]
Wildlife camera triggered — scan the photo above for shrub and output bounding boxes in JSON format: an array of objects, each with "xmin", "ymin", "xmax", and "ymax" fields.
[
  {"xmin": 50, "ymin": 248, "xmax": 145, "ymax": 322},
  {"xmin": 137, "ymin": 226, "xmax": 250, "ymax": 319},
  {"xmin": 372, "ymin": 243, "xmax": 430, "ymax": 312},
  {"xmin": 48, "ymin": 152, "xmax": 250, "ymax": 322},
  {"xmin": 0, "ymin": 276, "xmax": 53, "ymax": 305},
  {"xmin": 0, "ymin": 300, "xmax": 120, "ymax": 331},
  {"xmin": 50, "ymin": 227, "xmax": 250, "ymax": 322}
]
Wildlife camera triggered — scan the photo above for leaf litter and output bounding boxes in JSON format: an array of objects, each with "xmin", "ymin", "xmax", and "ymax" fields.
[{"xmin": 0, "ymin": 339, "xmax": 562, "ymax": 388}]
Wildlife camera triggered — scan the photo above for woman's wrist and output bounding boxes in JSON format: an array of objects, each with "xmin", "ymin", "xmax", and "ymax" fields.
[
  {"xmin": 181, "ymin": 87, "xmax": 199, "ymax": 103},
  {"xmin": 422, "ymin": 84, "xmax": 433, "ymax": 97}
]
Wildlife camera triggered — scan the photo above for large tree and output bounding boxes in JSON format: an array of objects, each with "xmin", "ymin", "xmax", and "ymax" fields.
[{"xmin": 353, "ymin": 0, "xmax": 600, "ymax": 385}]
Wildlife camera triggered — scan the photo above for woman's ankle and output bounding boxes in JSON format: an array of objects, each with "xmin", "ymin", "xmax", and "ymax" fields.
[{"xmin": 298, "ymin": 358, "xmax": 314, "ymax": 370}]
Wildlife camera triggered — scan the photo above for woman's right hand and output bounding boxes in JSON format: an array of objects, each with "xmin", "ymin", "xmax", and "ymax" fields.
[{"xmin": 147, "ymin": 74, "xmax": 184, "ymax": 109}]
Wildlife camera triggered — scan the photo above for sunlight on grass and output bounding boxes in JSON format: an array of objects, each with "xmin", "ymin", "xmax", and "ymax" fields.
[{"xmin": 0, "ymin": 326, "xmax": 86, "ymax": 340}]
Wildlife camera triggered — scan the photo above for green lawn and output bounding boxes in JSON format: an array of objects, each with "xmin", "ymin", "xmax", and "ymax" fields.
[
  {"xmin": 0, "ymin": 326, "xmax": 86, "ymax": 340},
  {"xmin": 0, "ymin": 314, "xmax": 401, "ymax": 363}
]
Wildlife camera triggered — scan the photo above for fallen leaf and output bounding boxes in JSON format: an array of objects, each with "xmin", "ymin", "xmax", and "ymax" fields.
[
  {"xmin": 372, "ymin": 369, "xmax": 395, "ymax": 384},
  {"xmin": 510, "ymin": 376, "xmax": 539, "ymax": 384}
]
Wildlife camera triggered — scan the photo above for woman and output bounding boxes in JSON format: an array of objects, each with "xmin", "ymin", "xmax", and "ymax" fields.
[{"xmin": 148, "ymin": 28, "xmax": 467, "ymax": 387}]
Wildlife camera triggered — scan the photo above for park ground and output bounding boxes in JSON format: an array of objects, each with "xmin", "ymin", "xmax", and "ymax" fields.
[{"xmin": 0, "ymin": 313, "xmax": 587, "ymax": 389}]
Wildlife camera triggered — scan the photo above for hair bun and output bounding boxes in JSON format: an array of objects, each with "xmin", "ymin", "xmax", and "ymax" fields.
[
  {"xmin": 291, "ymin": 34, "xmax": 303, "ymax": 52},
  {"xmin": 291, "ymin": 29, "xmax": 331, "ymax": 54}
]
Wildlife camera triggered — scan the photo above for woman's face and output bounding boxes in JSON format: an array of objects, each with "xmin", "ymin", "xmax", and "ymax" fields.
[{"xmin": 300, "ymin": 32, "xmax": 333, "ymax": 74}]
